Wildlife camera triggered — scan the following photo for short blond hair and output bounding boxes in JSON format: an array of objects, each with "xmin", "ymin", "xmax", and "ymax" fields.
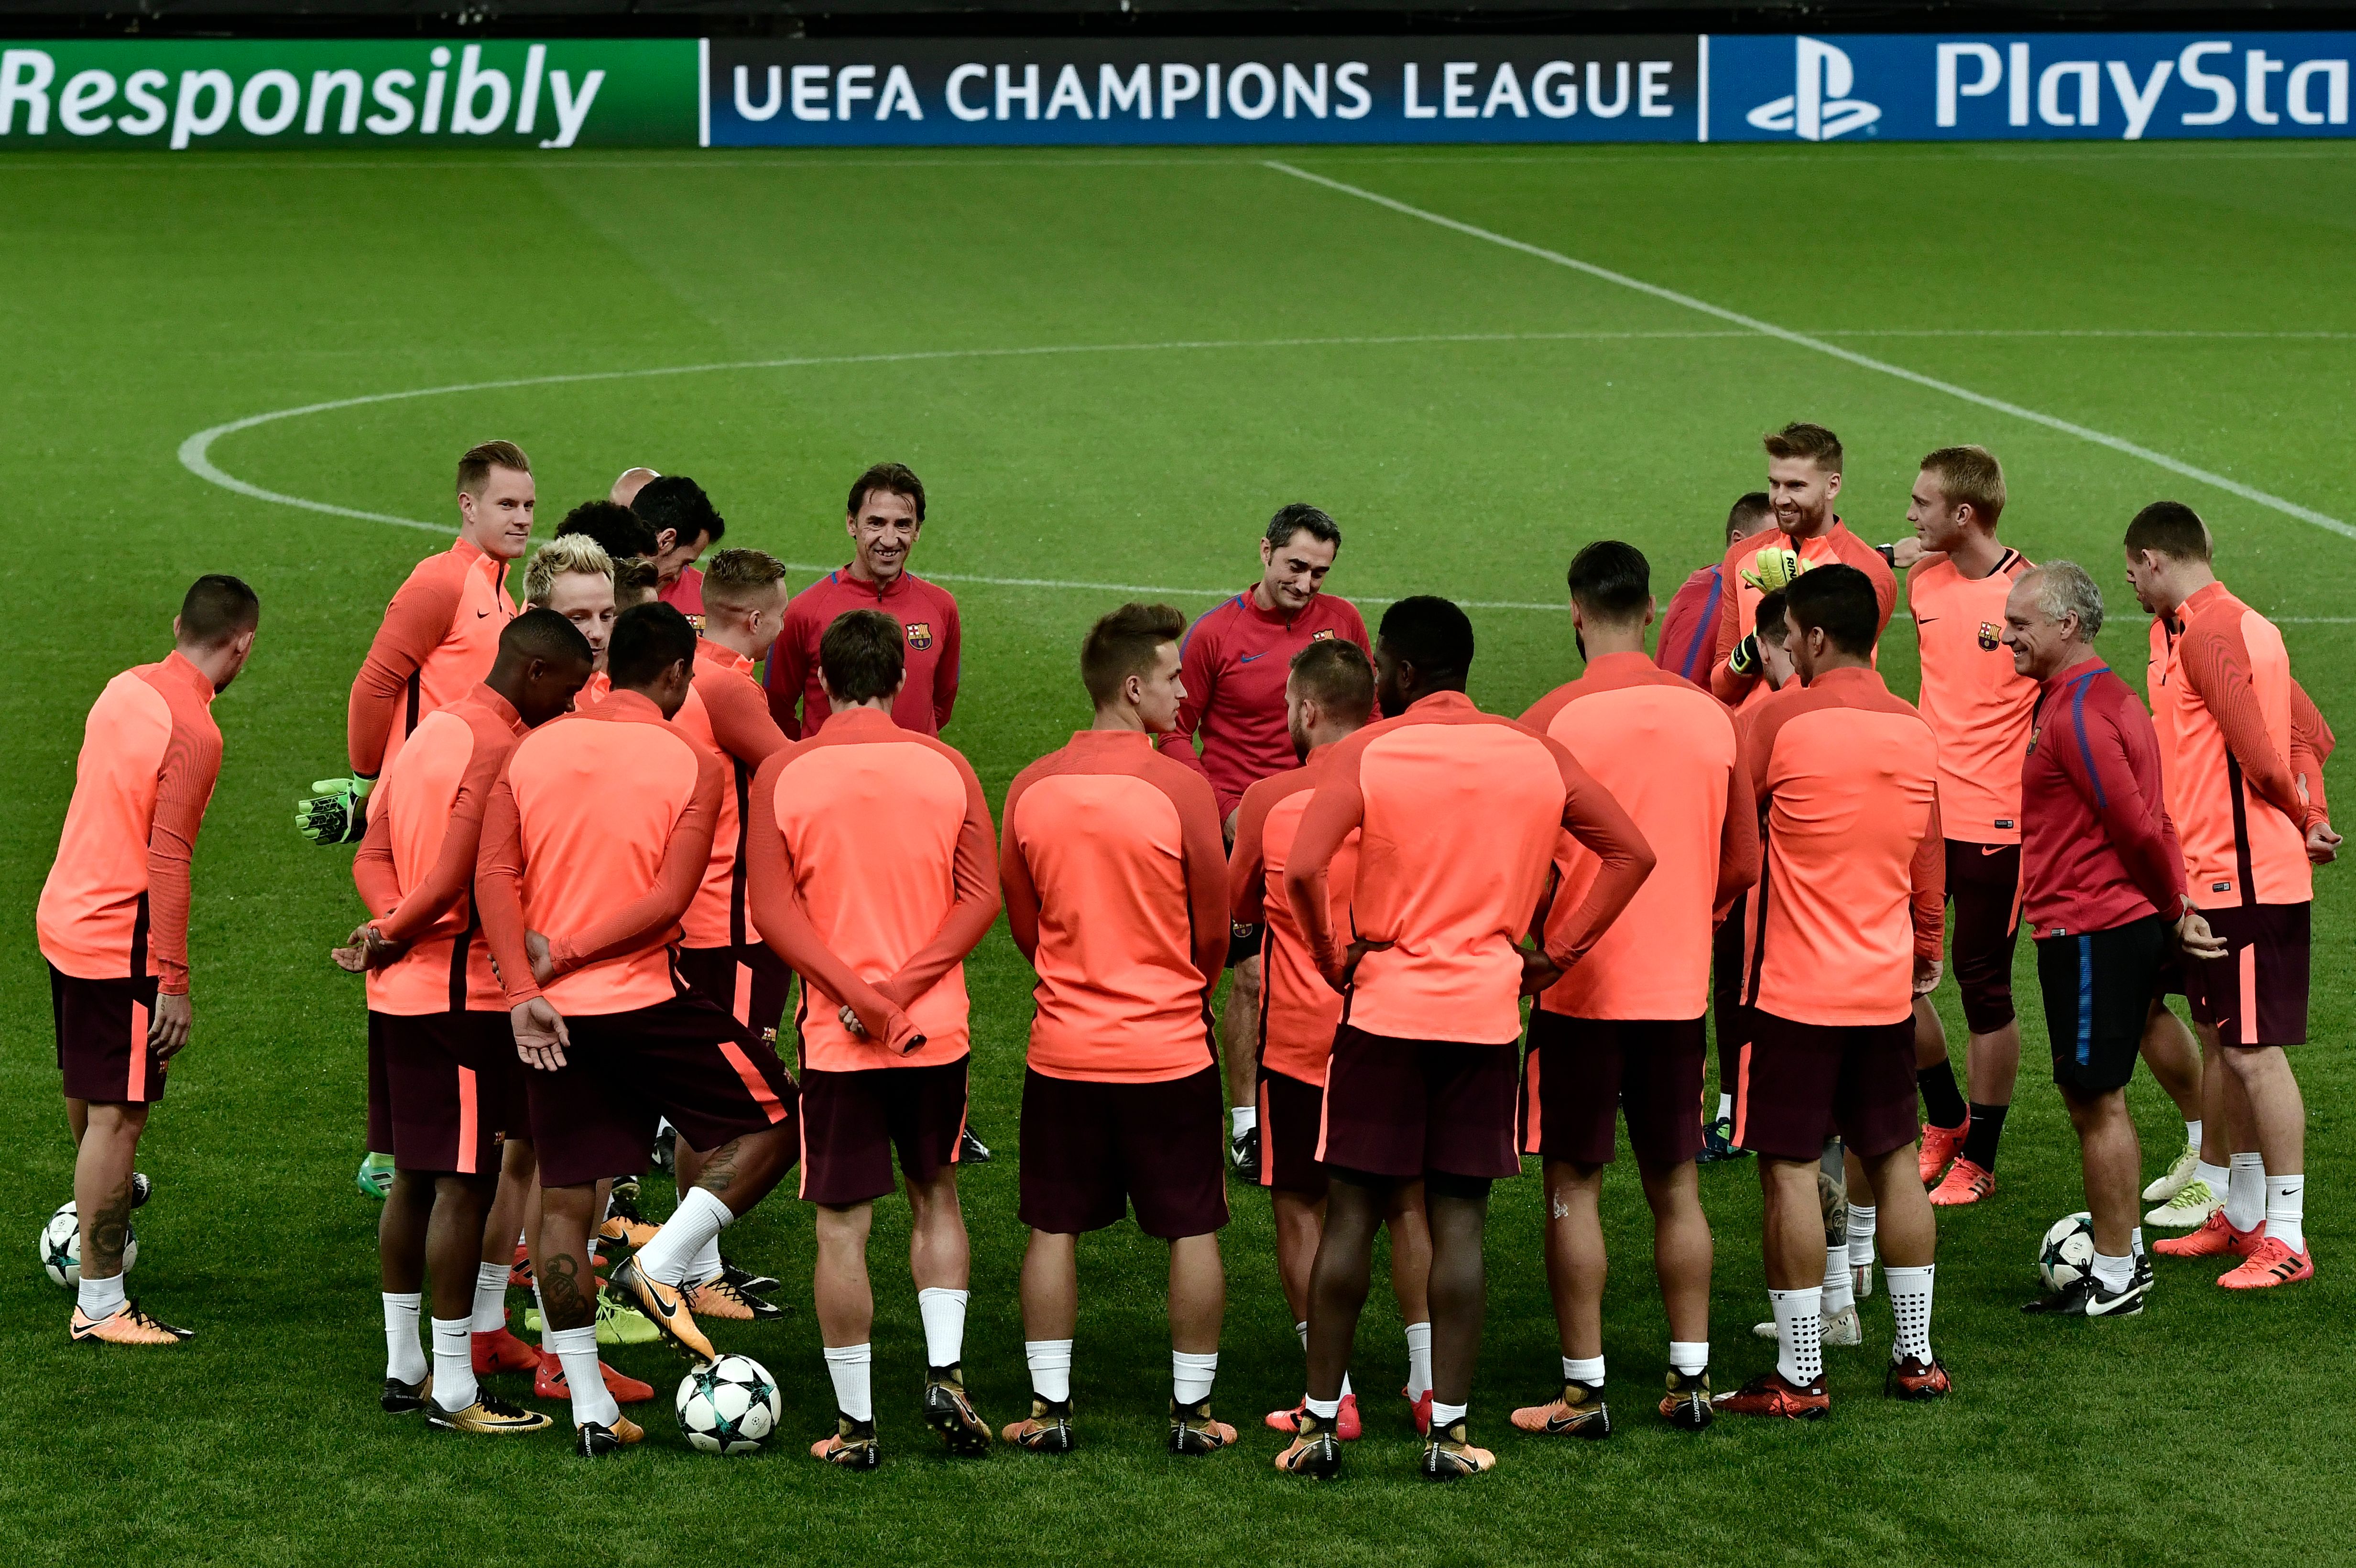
[
  {"xmin": 524, "ymin": 535, "xmax": 614, "ymax": 607},
  {"xmin": 703, "ymin": 548, "xmax": 789, "ymax": 612},
  {"xmin": 1920, "ymin": 445, "xmax": 2006, "ymax": 526}
]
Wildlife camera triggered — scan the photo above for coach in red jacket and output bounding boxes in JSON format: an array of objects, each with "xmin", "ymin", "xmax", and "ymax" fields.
[{"xmin": 2005, "ymin": 560, "xmax": 2220, "ymax": 1319}]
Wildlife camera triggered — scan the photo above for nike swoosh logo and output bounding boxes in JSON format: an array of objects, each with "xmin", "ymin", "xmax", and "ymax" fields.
[
  {"xmin": 1238, "ymin": 653, "xmax": 1266, "ymax": 663},
  {"xmin": 1916, "ymin": 617, "xmax": 1939, "ymax": 626},
  {"xmin": 476, "ymin": 610, "xmax": 491, "ymax": 618}
]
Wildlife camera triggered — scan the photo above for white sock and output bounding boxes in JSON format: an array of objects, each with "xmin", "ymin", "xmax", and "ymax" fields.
[
  {"xmin": 469, "ymin": 1262, "xmax": 509, "ymax": 1334},
  {"xmin": 431, "ymin": 1317, "xmax": 479, "ymax": 1413},
  {"xmin": 1770, "ymin": 1287, "xmax": 1823, "ymax": 1387},
  {"xmin": 2091, "ymin": 1251, "xmax": 2134, "ymax": 1293},
  {"xmin": 1172, "ymin": 1350, "xmax": 1219, "ymax": 1405},
  {"xmin": 1304, "ymin": 1393, "xmax": 1342, "ymax": 1420},
  {"xmin": 1404, "ymin": 1320, "xmax": 1433, "ymax": 1400},
  {"xmin": 1295, "ymin": 1320, "xmax": 1310, "ymax": 1353},
  {"xmin": 2225, "ymin": 1152, "xmax": 2267, "ymax": 1230},
  {"xmin": 2193, "ymin": 1157, "xmax": 2230, "ymax": 1198},
  {"xmin": 381, "ymin": 1291, "xmax": 425, "ymax": 1382},
  {"xmin": 1885, "ymin": 1264, "xmax": 1935, "ymax": 1365},
  {"xmin": 546, "ymin": 1324, "xmax": 618, "ymax": 1426},
  {"xmin": 1668, "ymin": 1340, "xmax": 1709, "ymax": 1376},
  {"xmin": 824, "ymin": 1343, "xmax": 874, "ymax": 1421},
  {"xmin": 1231, "ymin": 1104, "xmax": 1256, "ymax": 1137},
  {"xmin": 1847, "ymin": 1204, "xmax": 1878, "ymax": 1267},
  {"xmin": 917, "ymin": 1287, "xmax": 969, "ymax": 1370},
  {"xmin": 686, "ymin": 1234, "xmax": 723, "ymax": 1289},
  {"xmin": 79, "ymin": 1269, "xmax": 128, "ymax": 1323},
  {"xmin": 1341, "ymin": 1370, "xmax": 1354, "ymax": 1398},
  {"xmin": 1561, "ymin": 1354, "xmax": 1604, "ymax": 1385},
  {"xmin": 1429, "ymin": 1399, "xmax": 1468, "ymax": 1430},
  {"xmin": 1715, "ymin": 1092, "xmax": 1734, "ymax": 1123},
  {"xmin": 1025, "ymin": 1339, "xmax": 1073, "ymax": 1404},
  {"xmin": 2266, "ymin": 1173, "xmax": 2306, "ymax": 1250},
  {"xmin": 1821, "ymin": 1243, "xmax": 1855, "ymax": 1314},
  {"xmin": 531, "ymin": 1282, "xmax": 548, "ymax": 1343},
  {"xmin": 2184, "ymin": 1118, "xmax": 2203, "ymax": 1153},
  {"xmin": 2132, "ymin": 1226, "xmax": 2146, "ymax": 1257},
  {"xmin": 633, "ymin": 1187, "xmax": 733, "ymax": 1286}
]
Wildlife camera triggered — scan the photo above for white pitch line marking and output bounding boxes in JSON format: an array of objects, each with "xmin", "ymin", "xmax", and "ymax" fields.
[{"xmin": 1263, "ymin": 160, "xmax": 2356, "ymax": 543}]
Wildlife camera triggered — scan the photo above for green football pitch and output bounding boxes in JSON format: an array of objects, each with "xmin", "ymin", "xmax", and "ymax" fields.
[{"xmin": 3, "ymin": 141, "xmax": 2351, "ymax": 1566}]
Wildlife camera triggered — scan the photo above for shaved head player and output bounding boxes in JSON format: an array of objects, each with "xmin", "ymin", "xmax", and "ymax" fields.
[
  {"xmin": 339, "ymin": 609, "xmax": 591, "ymax": 1432},
  {"xmin": 1278, "ymin": 596, "xmax": 1653, "ymax": 1481},
  {"xmin": 41, "ymin": 574, "xmax": 259, "ymax": 1344}
]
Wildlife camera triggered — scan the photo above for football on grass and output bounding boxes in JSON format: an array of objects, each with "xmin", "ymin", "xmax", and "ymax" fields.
[
  {"xmin": 2038, "ymin": 1212, "xmax": 2096, "ymax": 1292},
  {"xmin": 677, "ymin": 1355, "xmax": 781, "ymax": 1454},
  {"xmin": 40, "ymin": 1201, "xmax": 136, "ymax": 1288}
]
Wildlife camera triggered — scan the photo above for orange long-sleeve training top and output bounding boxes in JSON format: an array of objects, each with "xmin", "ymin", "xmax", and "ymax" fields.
[
  {"xmin": 475, "ymin": 689, "xmax": 722, "ymax": 1015},
  {"xmin": 38, "ymin": 651, "xmax": 223, "ymax": 996},
  {"xmin": 1520, "ymin": 653, "xmax": 1758, "ymax": 1022},
  {"xmin": 1907, "ymin": 548, "xmax": 2038, "ymax": 844},
  {"xmin": 1001, "ymin": 729, "xmax": 1228, "ymax": 1084},
  {"xmin": 1739, "ymin": 666, "xmax": 1944, "ymax": 1027},
  {"xmin": 1285, "ymin": 690, "xmax": 1656, "ymax": 1047},
  {"xmin": 1229, "ymin": 751, "xmax": 1359, "ymax": 1087},
  {"xmin": 1709, "ymin": 520, "xmax": 1894, "ymax": 706},
  {"xmin": 747, "ymin": 707, "xmax": 999, "ymax": 1071},
  {"xmin": 2148, "ymin": 581, "xmax": 2321, "ymax": 910},
  {"xmin": 350, "ymin": 684, "xmax": 528, "ymax": 1015},
  {"xmin": 671, "ymin": 640, "xmax": 792, "ymax": 951},
  {"xmin": 348, "ymin": 535, "xmax": 517, "ymax": 780}
]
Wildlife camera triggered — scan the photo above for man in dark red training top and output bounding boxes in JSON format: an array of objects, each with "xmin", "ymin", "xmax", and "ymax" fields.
[
  {"xmin": 2006, "ymin": 561, "xmax": 2214, "ymax": 1318},
  {"xmin": 41, "ymin": 574, "xmax": 259, "ymax": 1346},
  {"xmin": 1158, "ymin": 504, "xmax": 1372, "ymax": 1173},
  {"xmin": 1657, "ymin": 493, "xmax": 1772, "ymax": 685},
  {"xmin": 766, "ymin": 462, "xmax": 960, "ymax": 741}
]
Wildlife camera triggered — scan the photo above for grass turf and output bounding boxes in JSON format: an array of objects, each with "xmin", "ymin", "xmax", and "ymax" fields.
[{"xmin": 2, "ymin": 141, "xmax": 2352, "ymax": 1567}]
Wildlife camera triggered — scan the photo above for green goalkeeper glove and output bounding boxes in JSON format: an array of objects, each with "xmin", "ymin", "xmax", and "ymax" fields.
[
  {"xmin": 295, "ymin": 775, "xmax": 373, "ymax": 846},
  {"xmin": 1739, "ymin": 544, "xmax": 1811, "ymax": 593},
  {"xmin": 1728, "ymin": 632, "xmax": 1763, "ymax": 678}
]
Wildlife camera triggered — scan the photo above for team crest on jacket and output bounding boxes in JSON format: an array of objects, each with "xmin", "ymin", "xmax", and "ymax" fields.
[
  {"xmin": 1977, "ymin": 621, "xmax": 2002, "ymax": 651},
  {"xmin": 905, "ymin": 621, "xmax": 933, "ymax": 650},
  {"xmin": 1310, "ymin": 628, "xmax": 1335, "ymax": 642}
]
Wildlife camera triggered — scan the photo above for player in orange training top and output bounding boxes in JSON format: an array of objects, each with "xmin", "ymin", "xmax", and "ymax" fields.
[
  {"xmin": 1276, "ymin": 596, "xmax": 1653, "ymax": 1482},
  {"xmin": 340, "ymin": 608, "xmax": 593, "ymax": 1432},
  {"xmin": 1513, "ymin": 543, "xmax": 1758, "ymax": 1437},
  {"xmin": 1880, "ymin": 446, "xmax": 2038, "ymax": 1208},
  {"xmin": 998, "ymin": 603, "xmax": 1235, "ymax": 1459},
  {"xmin": 1718, "ymin": 566, "xmax": 1948, "ymax": 1420},
  {"xmin": 476, "ymin": 604, "xmax": 805, "ymax": 1456},
  {"xmin": 750, "ymin": 609, "xmax": 1002, "ymax": 1469},
  {"xmin": 1229, "ymin": 637, "xmax": 1436, "ymax": 1442},
  {"xmin": 2127, "ymin": 504, "xmax": 2338, "ymax": 1289},
  {"xmin": 41, "ymin": 575, "xmax": 259, "ymax": 1345}
]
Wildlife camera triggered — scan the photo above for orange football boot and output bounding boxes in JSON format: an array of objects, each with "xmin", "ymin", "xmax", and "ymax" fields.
[
  {"xmin": 1918, "ymin": 1121, "xmax": 1965, "ymax": 1185},
  {"xmin": 2217, "ymin": 1236, "xmax": 2313, "ymax": 1289},
  {"xmin": 535, "ymin": 1349, "xmax": 654, "ymax": 1403},
  {"xmin": 1928, "ymin": 1158, "xmax": 1996, "ymax": 1207},
  {"xmin": 70, "ymin": 1300, "xmax": 194, "ymax": 1345},
  {"xmin": 2153, "ymin": 1209, "xmax": 2261, "ymax": 1259},
  {"xmin": 1713, "ymin": 1370, "xmax": 1829, "ymax": 1420}
]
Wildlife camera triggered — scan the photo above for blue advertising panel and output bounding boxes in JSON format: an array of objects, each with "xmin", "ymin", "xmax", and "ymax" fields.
[
  {"xmin": 702, "ymin": 37, "xmax": 1701, "ymax": 147},
  {"xmin": 1707, "ymin": 33, "xmax": 2354, "ymax": 142}
]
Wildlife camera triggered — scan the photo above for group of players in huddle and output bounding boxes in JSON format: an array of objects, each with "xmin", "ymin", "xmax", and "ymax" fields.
[{"xmin": 35, "ymin": 423, "xmax": 2334, "ymax": 1480}]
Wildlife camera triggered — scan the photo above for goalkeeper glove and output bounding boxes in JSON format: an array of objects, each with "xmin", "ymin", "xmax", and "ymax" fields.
[
  {"xmin": 1729, "ymin": 632, "xmax": 1763, "ymax": 678},
  {"xmin": 296, "ymin": 775, "xmax": 373, "ymax": 846},
  {"xmin": 1739, "ymin": 544, "xmax": 1811, "ymax": 593}
]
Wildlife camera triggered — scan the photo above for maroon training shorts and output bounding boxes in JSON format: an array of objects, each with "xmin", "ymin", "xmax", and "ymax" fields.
[
  {"xmin": 1319, "ymin": 1024, "xmax": 1521, "ymax": 1182},
  {"xmin": 1017, "ymin": 1065, "xmax": 1228, "ymax": 1239},
  {"xmin": 524, "ymin": 991, "xmax": 799, "ymax": 1187},
  {"xmin": 2183, "ymin": 902, "xmax": 2310, "ymax": 1047},
  {"xmin": 51, "ymin": 964, "xmax": 166, "ymax": 1105},
  {"xmin": 1733, "ymin": 1010, "xmax": 1918, "ymax": 1163},
  {"xmin": 1520, "ymin": 1010, "xmax": 1706, "ymax": 1168},
  {"xmin": 798, "ymin": 1056, "xmax": 970, "ymax": 1207},
  {"xmin": 674, "ymin": 943, "xmax": 793, "ymax": 1044},
  {"xmin": 1256, "ymin": 1065, "xmax": 1328, "ymax": 1197},
  {"xmin": 1945, "ymin": 840, "xmax": 2022, "ymax": 1035},
  {"xmin": 366, "ymin": 1009, "xmax": 522, "ymax": 1176}
]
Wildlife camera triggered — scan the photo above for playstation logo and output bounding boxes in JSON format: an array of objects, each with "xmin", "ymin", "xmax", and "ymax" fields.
[{"xmin": 1747, "ymin": 37, "xmax": 1882, "ymax": 140}]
